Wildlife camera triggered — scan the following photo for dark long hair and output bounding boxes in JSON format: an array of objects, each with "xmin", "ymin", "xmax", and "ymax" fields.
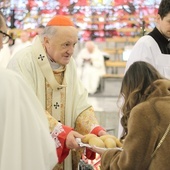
[{"xmin": 119, "ymin": 61, "xmax": 163, "ymax": 140}]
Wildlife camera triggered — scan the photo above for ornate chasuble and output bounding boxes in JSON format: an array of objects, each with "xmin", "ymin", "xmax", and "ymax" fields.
[
  {"xmin": 46, "ymin": 67, "xmax": 66, "ymax": 129},
  {"xmin": 46, "ymin": 68, "xmax": 65, "ymax": 170}
]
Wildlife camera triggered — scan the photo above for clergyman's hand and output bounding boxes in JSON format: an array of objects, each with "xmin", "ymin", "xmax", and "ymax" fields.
[{"xmin": 66, "ymin": 131, "xmax": 84, "ymax": 149}]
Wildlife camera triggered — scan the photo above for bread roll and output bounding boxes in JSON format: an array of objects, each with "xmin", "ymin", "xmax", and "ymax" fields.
[
  {"xmin": 100, "ymin": 135, "xmax": 123, "ymax": 147},
  {"xmin": 81, "ymin": 134, "xmax": 97, "ymax": 143},
  {"xmin": 89, "ymin": 137, "xmax": 105, "ymax": 148},
  {"xmin": 104, "ymin": 138, "xmax": 116, "ymax": 148},
  {"xmin": 114, "ymin": 138, "xmax": 123, "ymax": 147},
  {"xmin": 100, "ymin": 134, "xmax": 116, "ymax": 141}
]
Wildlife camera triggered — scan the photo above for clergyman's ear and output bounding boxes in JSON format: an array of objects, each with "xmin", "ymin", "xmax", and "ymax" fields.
[{"xmin": 155, "ymin": 14, "xmax": 161, "ymax": 23}]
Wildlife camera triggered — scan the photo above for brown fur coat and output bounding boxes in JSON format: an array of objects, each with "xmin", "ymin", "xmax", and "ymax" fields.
[{"xmin": 101, "ymin": 79, "xmax": 170, "ymax": 170}]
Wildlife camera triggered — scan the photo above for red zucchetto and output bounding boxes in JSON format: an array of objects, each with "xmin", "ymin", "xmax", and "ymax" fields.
[{"xmin": 47, "ymin": 15, "xmax": 74, "ymax": 26}]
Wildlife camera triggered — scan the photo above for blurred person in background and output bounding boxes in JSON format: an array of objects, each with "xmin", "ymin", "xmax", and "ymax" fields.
[
  {"xmin": 10, "ymin": 30, "xmax": 31, "ymax": 57},
  {"xmin": 36, "ymin": 24, "xmax": 45, "ymax": 35},
  {"xmin": 76, "ymin": 41, "xmax": 106, "ymax": 94}
]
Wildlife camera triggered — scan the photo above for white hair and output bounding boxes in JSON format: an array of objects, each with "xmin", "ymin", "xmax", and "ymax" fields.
[{"xmin": 39, "ymin": 26, "xmax": 58, "ymax": 41}]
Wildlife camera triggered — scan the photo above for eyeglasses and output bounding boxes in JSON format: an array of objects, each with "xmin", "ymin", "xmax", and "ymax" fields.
[{"xmin": 0, "ymin": 30, "xmax": 13, "ymax": 44}]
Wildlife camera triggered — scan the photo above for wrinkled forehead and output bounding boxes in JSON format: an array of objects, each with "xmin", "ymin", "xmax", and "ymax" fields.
[
  {"xmin": 54, "ymin": 26, "xmax": 78, "ymax": 42},
  {"xmin": 56, "ymin": 26, "xmax": 78, "ymax": 35}
]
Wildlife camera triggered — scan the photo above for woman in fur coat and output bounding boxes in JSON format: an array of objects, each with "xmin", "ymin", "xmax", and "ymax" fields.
[{"xmin": 92, "ymin": 61, "xmax": 170, "ymax": 170}]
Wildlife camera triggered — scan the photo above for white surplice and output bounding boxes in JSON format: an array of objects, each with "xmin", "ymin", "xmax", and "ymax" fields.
[
  {"xmin": 125, "ymin": 35, "xmax": 170, "ymax": 79},
  {"xmin": 0, "ymin": 68, "xmax": 57, "ymax": 170}
]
